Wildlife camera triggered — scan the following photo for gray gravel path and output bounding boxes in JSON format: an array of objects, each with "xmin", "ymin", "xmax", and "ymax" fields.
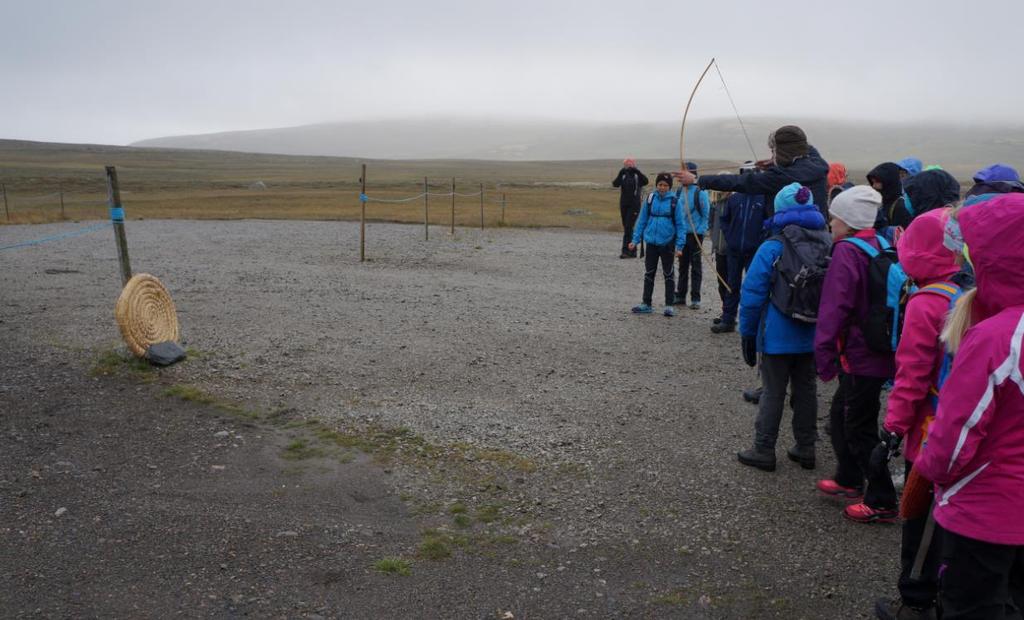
[{"xmin": 1, "ymin": 219, "xmax": 900, "ymax": 617}]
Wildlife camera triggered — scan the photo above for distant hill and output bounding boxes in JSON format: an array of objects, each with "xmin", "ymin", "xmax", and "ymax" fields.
[{"xmin": 131, "ymin": 116, "xmax": 1024, "ymax": 178}]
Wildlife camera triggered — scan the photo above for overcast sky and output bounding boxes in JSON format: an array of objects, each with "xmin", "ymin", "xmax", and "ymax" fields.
[{"xmin": 3, "ymin": 0, "xmax": 1020, "ymax": 145}]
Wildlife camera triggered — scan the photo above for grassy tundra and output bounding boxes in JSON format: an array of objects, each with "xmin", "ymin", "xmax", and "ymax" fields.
[{"xmin": 0, "ymin": 139, "xmax": 776, "ymax": 230}]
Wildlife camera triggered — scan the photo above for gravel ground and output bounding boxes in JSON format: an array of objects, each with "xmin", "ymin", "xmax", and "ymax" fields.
[{"xmin": 1, "ymin": 219, "xmax": 901, "ymax": 618}]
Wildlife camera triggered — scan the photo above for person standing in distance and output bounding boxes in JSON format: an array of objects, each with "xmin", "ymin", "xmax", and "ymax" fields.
[{"xmin": 612, "ymin": 158, "xmax": 649, "ymax": 258}]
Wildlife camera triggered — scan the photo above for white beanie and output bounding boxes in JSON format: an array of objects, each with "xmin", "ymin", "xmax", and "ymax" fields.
[{"xmin": 830, "ymin": 185, "xmax": 881, "ymax": 230}]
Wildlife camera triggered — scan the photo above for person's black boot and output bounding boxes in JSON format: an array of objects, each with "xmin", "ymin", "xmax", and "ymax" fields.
[
  {"xmin": 742, "ymin": 387, "xmax": 763, "ymax": 404},
  {"xmin": 786, "ymin": 445, "xmax": 816, "ymax": 470},
  {"xmin": 711, "ymin": 322, "xmax": 735, "ymax": 334},
  {"xmin": 737, "ymin": 447, "xmax": 776, "ymax": 472}
]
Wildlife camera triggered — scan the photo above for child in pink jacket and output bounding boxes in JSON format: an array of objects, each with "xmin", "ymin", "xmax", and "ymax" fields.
[
  {"xmin": 873, "ymin": 209, "xmax": 962, "ymax": 620},
  {"xmin": 915, "ymin": 193, "xmax": 1024, "ymax": 618}
]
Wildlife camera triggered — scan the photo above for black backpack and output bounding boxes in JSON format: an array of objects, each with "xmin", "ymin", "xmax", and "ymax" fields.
[
  {"xmin": 769, "ymin": 225, "xmax": 832, "ymax": 323},
  {"xmin": 841, "ymin": 235, "xmax": 914, "ymax": 353}
]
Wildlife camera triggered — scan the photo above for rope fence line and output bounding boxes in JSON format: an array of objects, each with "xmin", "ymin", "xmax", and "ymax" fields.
[
  {"xmin": 358, "ymin": 165, "xmax": 508, "ymax": 262},
  {"xmin": 0, "ymin": 221, "xmax": 111, "ymax": 251}
]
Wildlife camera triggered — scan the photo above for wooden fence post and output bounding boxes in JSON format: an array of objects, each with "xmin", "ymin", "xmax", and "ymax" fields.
[
  {"xmin": 105, "ymin": 166, "xmax": 133, "ymax": 286},
  {"xmin": 479, "ymin": 183, "xmax": 484, "ymax": 230},
  {"xmin": 450, "ymin": 177, "xmax": 455, "ymax": 235},
  {"xmin": 2, "ymin": 183, "xmax": 8, "ymax": 222},
  {"xmin": 59, "ymin": 181, "xmax": 65, "ymax": 219},
  {"xmin": 423, "ymin": 176, "xmax": 429, "ymax": 241},
  {"xmin": 360, "ymin": 163, "xmax": 367, "ymax": 262},
  {"xmin": 502, "ymin": 192, "xmax": 506, "ymax": 226}
]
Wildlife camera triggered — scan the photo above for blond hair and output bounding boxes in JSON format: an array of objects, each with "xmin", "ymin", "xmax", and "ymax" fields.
[{"xmin": 941, "ymin": 287, "xmax": 976, "ymax": 354}]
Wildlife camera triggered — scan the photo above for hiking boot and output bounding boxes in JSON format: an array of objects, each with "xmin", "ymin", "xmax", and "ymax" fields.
[
  {"xmin": 786, "ymin": 445, "xmax": 816, "ymax": 470},
  {"xmin": 874, "ymin": 598, "xmax": 937, "ymax": 620},
  {"xmin": 844, "ymin": 503, "xmax": 899, "ymax": 524},
  {"xmin": 737, "ymin": 447, "xmax": 776, "ymax": 472},
  {"xmin": 619, "ymin": 252, "xmax": 630, "ymax": 259},
  {"xmin": 663, "ymin": 306, "xmax": 676, "ymax": 317},
  {"xmin": 689, "ymin": 300, "xmax": 702, "ymax": 309},
  {"xmin": 742, "ymin": 387, "xmax": 763, "ymax": 405},
  {"xmin": 671, "ymin": 296, "xmax": 688, "ymax": 305},
  {"xmin": 713, "ymin": 317, "xmax": 722, "ymax": 325},
  {"xmin": 816, "ymin": 479, "xmax": 863, "ymax": 500},
  {"xmin": 711, "ymin": 322, "xmax": 736, "ymax": 334},
  {"xmin": 631, "ymin": 304, "xmax": 653, "ymax": 314}
]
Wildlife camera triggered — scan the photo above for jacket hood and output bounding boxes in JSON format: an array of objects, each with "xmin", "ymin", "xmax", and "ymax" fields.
[
  {"xmin": 897, "ymin": 157, "xmax": 923, "ymax": 177},
  {"xmin": 867, "ymin": 162, "xmax": 904, "ymax": 206},
  {"xmin": 905, "ymin": 169, "xmax": 961, "ymax": 214},
  {"xmin": 827, "ymin": 163, "xmax": 848, "ymax": 187},
  {"xmin": 896, "ymin": 208, "xmax": 959, "ymax": 285},
  {"xmin": 779, "ymin": 146, "xmax": 829, "ymax": 184},
  {"xmin": 766, "ymin": 204, "xmax": 826, "ymax": 233},
  {"xmin": 960, "ymin": 193, "xmax": 1024, "ymax": 319}
]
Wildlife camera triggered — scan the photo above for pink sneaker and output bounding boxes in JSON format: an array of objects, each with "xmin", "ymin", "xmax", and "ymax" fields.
[
  {"xmin": 844, "ymin": 502, "xmax": 898, "ymax": 524},
  {"xmin": 816, "ymin": 479, "xmax": 863, "ymax": 500}
]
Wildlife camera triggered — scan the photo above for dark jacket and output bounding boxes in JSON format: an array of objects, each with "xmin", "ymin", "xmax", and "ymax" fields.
[
  {"xmin": 697, "ymin": 146, "xmax": 829, "ymax": 217},
  {"xmin": 612, "ymin": 167, "xmax": 648, "ymax": 208},
  {"xmin": 720, "ymin": 192, "xmax": 766, "ymax": 255},
  {"xmin": 867, "ymin": 162, "xmax": 907, "ymax": 228},
  {"xmin": 903, "ymin": 169, "xmax": 961, "ymax": 219}
]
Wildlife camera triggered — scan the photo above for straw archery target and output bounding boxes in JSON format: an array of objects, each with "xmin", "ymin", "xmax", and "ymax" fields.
[{"xmin": 115, "ymin": 273, "xmax": 180, "ymax": 357}]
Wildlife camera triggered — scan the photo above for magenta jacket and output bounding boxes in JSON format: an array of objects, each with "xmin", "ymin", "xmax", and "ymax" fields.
[
  {"xmin": 814, "ymin": 229, "xmax": 896, "ymax": 381},
  {"xmin": 882, "ymin": 209, "xmax": 960, "ymax": 463},
  {"xmin": 916, "ymin": 195, "xmax": 1024, "ymax": 545}
]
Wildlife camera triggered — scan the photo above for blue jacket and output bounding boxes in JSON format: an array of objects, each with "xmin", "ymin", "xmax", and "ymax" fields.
[
  {"xmin": 632, "ymin": 191, "xmax": 686, "ymax": 249},
  {"xmin": 674, "ymin": 186, "xmax": 710, "ymax": 236},
  {"xmin": 697, "ymin": 145, "xmax": 830, "ymax": 216},
  {"xmin": 739, "ymin": 206, "xmax": 826, "ymax": 355},
  {"xmin": 720, "ymin": 192, "xmax": 766, "ymax": 255}
]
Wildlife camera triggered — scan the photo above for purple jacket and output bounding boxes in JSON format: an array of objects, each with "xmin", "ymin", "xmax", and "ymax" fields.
[{"xmin": 814, "ymin": 230, "xmax": 897, "ymax": 380}]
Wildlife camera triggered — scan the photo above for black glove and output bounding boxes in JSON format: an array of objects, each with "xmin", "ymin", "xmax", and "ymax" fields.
[
  {"xmin": 741, "ymin": 336, "xmax": 757, "ymax": 368},
  {"xmin": 879, "ymin": 429, "xmax": 903, "ymax": 460}
]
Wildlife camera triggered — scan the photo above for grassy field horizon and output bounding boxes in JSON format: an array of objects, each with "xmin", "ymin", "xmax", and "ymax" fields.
[{"xmin": 0, "ymin": 138, "xmax": 931, "ymax": 230}]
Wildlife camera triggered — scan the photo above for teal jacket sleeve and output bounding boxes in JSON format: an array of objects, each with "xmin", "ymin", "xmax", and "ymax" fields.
[
  {"xmin": 739, "ymin": 240, "xmax": 781, "ymax": 339},
  {"xmin": 674, "ymin": 195, "xmax": 686, "ymax": 251}
]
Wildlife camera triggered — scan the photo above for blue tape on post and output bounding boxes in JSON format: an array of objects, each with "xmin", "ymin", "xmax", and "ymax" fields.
[
  {"xmin": 359, "ymin": 193, "xmax": 368, "ymax": 202},
  {"xmin": 109, "ymin": 206, "xmax": 125, "ymax": 221}
]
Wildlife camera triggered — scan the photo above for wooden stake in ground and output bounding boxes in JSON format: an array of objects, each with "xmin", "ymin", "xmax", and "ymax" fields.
[
  {"xmin": 423, "ymin": 176, "xmax": 429, "ymax": 241},
  {"xmin": 502, "ymin": 192, "xmax": 506, "ymax": 226},
  {"xmin": 450, "ymin": 177, "xmax": 455, "ymax": 235},
  {"xmin": 59, "ymin": 181, "xmax": 65, "ymax": 219},
  {"xmin": 479, "ymin": 183, "xmax": 484, "ymax": 230},
  {"xmin": 2, "ymin": 183, "xmax": 8, "ymax": 222},
  {"xmin": 360, "ymin": 163, "xmax": 367, "ymax": 262},
  {"xmin": 105, "ymin": 166, "xmax": 133, "ymax": 286}
]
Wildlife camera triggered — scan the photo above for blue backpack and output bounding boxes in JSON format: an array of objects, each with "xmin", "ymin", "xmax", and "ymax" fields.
[
  {"xmin": 914, "ymin": 282, "xmax": 963, "ymax": 409},
  {"xmin": 841, "ymin": 235, "xmax": 915, "ymax": 353}
]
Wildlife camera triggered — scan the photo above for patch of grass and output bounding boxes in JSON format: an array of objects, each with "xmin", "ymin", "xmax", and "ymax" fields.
[
  {"xmin": 90, "ymin": 348, "xmax": 155, "ymax": 382},
  {"xmin": 453, "ymin": 514, "xmax": 472, "ymax": 528},
  {"xmin": 161, "ymin": 384, "xmax": 261, "ymax": 420},
  {"xmin": 184, "ymin": 346, "xmax": 209, "ymax": 359},
  {"xmin": 474, "ymin": 449, "xmax": 536, "ymax": 473},
  {"xmin": 281, "ymin": 438, "xmax": 326, "ymax": 461},
  {"xmin": 418, "ymin": 536, "xmax": 452, "ymax": 560},
  {"xmin": 475, "ymin": 504, "xmax": 502, "ymax": 524},
  {"xmin": 372, "ymin": 557, "xmax": 411, "ymax": 576},
  {"xmin": 448, "ymin": 502, "xmax": 467, "ymax": 514}
]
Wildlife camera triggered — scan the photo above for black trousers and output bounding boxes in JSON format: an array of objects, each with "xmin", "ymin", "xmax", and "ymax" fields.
[
  {"xmin": 898, "ymin": 460, "xmax": 943, "ymax": 610},
  {"xmin": 828, "ymin": 374, "xmax": 896, "ymax": 508},
  {"xmin": 642, "ymin": 243, "xmax": 675, "ymax": 306},
  {"xmin": 940, "ymin": 529, "xmax": 1024, "ymax": 619},
  {"xmin": 676, "ymin": 233, "xmax": 703, "ymax": 302},
  {"xmin": 754, "ymin": 353, "xmax": 817, "ymax": 450},
  {"xmin": 620, "ymin": 204, "xmax": 640, "ymax": 254},
  {"xmin": 715, "ymin": 252, "xmax": 729, "ymax": 306}
]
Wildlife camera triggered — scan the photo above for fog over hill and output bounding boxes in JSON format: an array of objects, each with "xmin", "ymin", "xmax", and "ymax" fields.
[{"xmin": 131, "ymin": 117, "xmax": 1024, "ymax": 176}]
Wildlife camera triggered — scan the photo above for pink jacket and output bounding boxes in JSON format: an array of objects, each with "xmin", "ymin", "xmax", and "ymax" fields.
[
  {"xmin": 883, "ymin": 209, "xmax": 960, "ymax": 463},
  {"xmin": 915, "ymin": 194, "xmax": 1024, "ymax": 545}
]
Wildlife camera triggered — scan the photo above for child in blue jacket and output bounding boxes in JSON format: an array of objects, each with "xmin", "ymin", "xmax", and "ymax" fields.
[
  {"xmin": 629, "ymin": 172, "xmax": 686, "ymax": 316},
  {"xmin": 674, "ymin": 162, "xmax": 711, "ymax": 308},
  {"xmin": 736, "ymin": 183, "xmax": 831, "ymax": 471}
]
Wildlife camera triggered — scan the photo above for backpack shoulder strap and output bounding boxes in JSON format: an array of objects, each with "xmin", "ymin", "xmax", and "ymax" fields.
[
  {"xmin": 914, "ymin": 282, "xmax": 962, "ymax": 303},
  {"xmin": 840, "ymin": 236, "xmax": 879, "ymax": 257},
  {"xmin": 875, "ymin": 234, "xmax": 892, "ymax": 250}
]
